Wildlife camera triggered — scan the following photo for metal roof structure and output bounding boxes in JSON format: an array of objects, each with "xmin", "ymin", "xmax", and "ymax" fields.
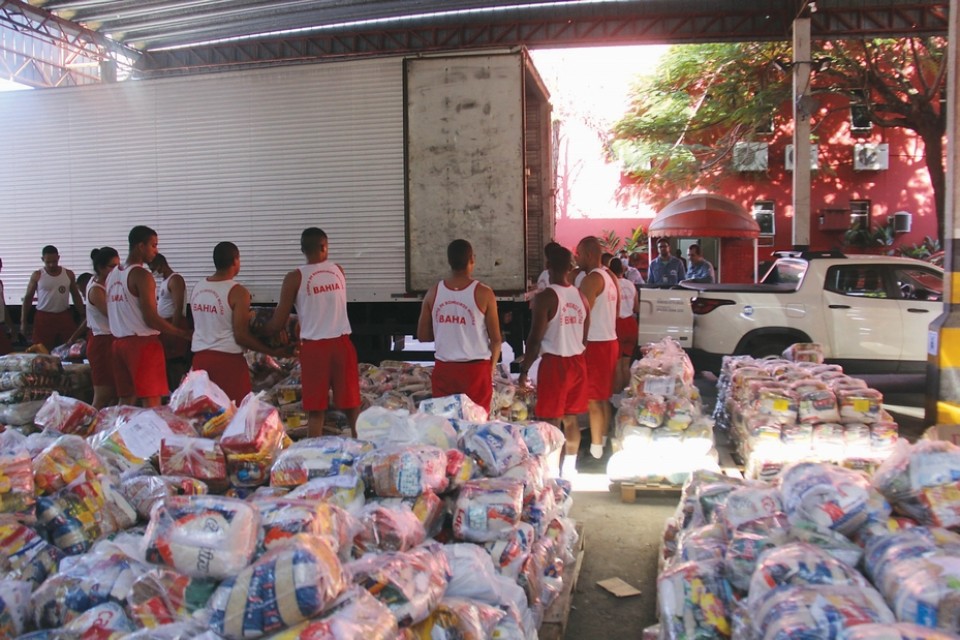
[{"xmin": 0, "ymin": 0, "xmax": 950, "ymax": 86}]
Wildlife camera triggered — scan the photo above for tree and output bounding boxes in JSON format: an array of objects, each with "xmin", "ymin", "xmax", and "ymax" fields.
[{"xmin": 612, "ymin": 38, "xmax": 947, "ymax": 240}]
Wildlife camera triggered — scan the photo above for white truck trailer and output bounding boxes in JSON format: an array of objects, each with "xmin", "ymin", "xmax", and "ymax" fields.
[{"xmin": 0, "ymin": 49, "xmax": 554, "ymax": 361}]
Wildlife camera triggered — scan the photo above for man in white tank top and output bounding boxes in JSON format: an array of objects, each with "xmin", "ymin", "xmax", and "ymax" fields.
[
  {"xmin": 107, "ymin": 226, "xmax": 192, "ymax": 407},
  {"xmin": 20, "ymin": 245, "xmax": 85, "ymax": 351},
  {"xmin": 518, "ymin": 245, "xmax": 590, "ymax": 478},
  {"xmin": 265, "ymin": 228, "xmax": 360, "ymax": 438},
  {"xmin": 576, "ymin": 236, "xmax": 621, "ymax": 460},
  {"xmin": 610, "ymin": 258, "xmax": 640, "ymax": 395},
  {"xmin": 151, "ymin": 253, "xmax": 191, "ymax": 391},
  {"xmin": 417, "ymin": 239, "xmax": 502, "ymax": 415},
  {"xmin": 191, "ymin": 242, "xmax": 285, "ymax": 404}
]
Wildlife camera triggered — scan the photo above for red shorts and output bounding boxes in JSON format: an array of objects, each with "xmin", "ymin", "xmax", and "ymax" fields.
[
  {"xmin": 86, "ymin": 331, "xmax": 115, "ymax": 387},
  {"xmin": 432, "ymin": 359, "xmax": 493, "ymax": 413},
  {"xmin": 616, "ymin": 316, "xmax": 639, "ymax": 359},
  {"xmin": 33, "ymin": 310, "xmax": 77, "ymax": 352},
  {"xmin": 535, "ymin": 353, "xmax": 588, "ymax": 419},
  {"xmin": 192, "ymin": 350, "xmax": 252, "ymax": 406},
  {"xmin": 585, "ymin": 339, "xmax": 618, "ymax": 400},
  {"xmin": 112, "ymin": 335, "xmax": 169, "ymax": 400},
  {"xmin": 300, "ymin": 335, "xmax": 360, "ymax": 411}
]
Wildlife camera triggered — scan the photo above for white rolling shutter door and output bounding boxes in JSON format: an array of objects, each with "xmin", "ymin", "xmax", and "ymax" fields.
[{"xmin": 0, "ymin": 57, "xmax": 406, "ymax": 304}]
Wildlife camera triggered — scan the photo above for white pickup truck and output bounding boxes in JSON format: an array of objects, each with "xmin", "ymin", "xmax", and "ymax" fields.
[{"xmin": 637, "ymin": 252, "xmax": 944, "ymax": 374}]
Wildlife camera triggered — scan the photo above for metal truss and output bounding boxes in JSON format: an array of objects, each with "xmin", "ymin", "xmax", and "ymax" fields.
[
  {"xmin": 0, "ymin": 0, "xmax": 136, "ymax": 86},
  {"xmin": 135, "ymin": 2, "xmax": 949, "ymax": 77}
]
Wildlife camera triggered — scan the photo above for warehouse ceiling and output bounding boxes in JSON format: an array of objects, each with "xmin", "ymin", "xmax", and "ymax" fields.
[{"xmin": 0, "ymin": 0, "xmax": 949, "ymax": 85}]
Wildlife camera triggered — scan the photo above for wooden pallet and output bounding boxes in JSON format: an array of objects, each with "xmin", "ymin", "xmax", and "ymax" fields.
[
  {"xmin": 540, "ymin": 522, "xmax": 586, "ymax": 640},
  {"xmin": 612, "ymin": 480, "xmax": 683, "ymax": 502}
]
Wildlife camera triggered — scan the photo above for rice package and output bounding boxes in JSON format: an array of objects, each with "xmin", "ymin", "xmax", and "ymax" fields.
[
  {"xmin": 32, "ymin": 434, "xmax": 107, "ymax": 495},
  {"xmin": 0, "ymin": 517, "xmax": 63, "ymax": 587},
  {"xmin": 33, "ymin": 392, "xmax": 99, "ymax": 436},
  {"xmin": 265, "ymin": 586, "xmax": 399, "ymax": 640},
  {"xmin": 749, "ymin": 585, "xmax": 894, "ymax": 639},
  {"xmin": 453, "ymin": 477, "xmax": 524, "ymax": 543},
  {"xmin": 30, "ymin": 548, "xmax": 152, "ymax": 629},
  {"xmin": 657, "ymin": 558, "xmax": 733, "ymax": 640},
  {"xmin": 0, "ymin": 448, "xmax": 35, "ymax": 522},
  {"xmin": 208, "ymin": 534, "xmax": 346, "ymax": 639},
  {"xmin": 353, "ymin": 502, "xmax": 426, "ymax": 555},
  {"xmin": 837, "ymin": 387, "xmax": 884, "ymax": 424},
  {"xmin": 358, "ymin": 444, "xmax": 448, "ymax": 497},
  {"xmin": 755, "ymin": 387, "xmax": 798, "ymax": 424},
  {"xmin": 419, "ymin": 393, "xmax": 489, "ymax": 422},
  {"xmin": 169, "ymin": 369, "xmax": 236, "ymax": 438},
  {"xmin": 127, "ymin": 567, "xmax": 219, "ymax": 629},
  {"xmin": 459, "ymin": 422, "xmax": 530, "ymax": 477},
  {"xmin": 254, "ymin": 498, "xmax": 357, "ymax": 558},
  {"xmin": 747, "ymin": 542, "xmax": 867, "ymax": 610},
  {"xmin": 348, "ymin": 543, "xmax": 451, "ymax": 627},
  {"xmin": 143, "ymin": 495, "xmax": 259, "ymax": 579},
  {"xmin": 0, "ymin": 579, "xmax": 30, "ymax": 638},
  {"xmin": 843, "ymin": 623, "xmax": 960, "ymax": 639},
  {"xmin": 780, "ymin": 462, "xmax": 889, "ymax": 536},
  {"xmin": 270, "ymin": 436, "xmax": 373, "ymax": 487},
  {"xmin": 159, "ymin": 435, "xmax": 228, "ymax": 485},
  {"xmin": 288, "ymin": 471, "xmax": 366, "ymax": 514}
]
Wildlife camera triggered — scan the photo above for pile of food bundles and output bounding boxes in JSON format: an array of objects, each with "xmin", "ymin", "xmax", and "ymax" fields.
[
  {"xmin": 713, "ymin": 344, "xmax": 898, "ymax": 480},
  {"xmin": 0, "ymin": 354, "xmax": 93, "ymax": 427},
  {"xmin": 649, "ymin": 442, "xmax": 960, "ymax": 639},
  {"xmin": 0, "ymin": 366, "xmax": 578, "ymax": 639},
  {"xmin": 607, "ymin": 338, "xmax": 718, "ymax": 486}
]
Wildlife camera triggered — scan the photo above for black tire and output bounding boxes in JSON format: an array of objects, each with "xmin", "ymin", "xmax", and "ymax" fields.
[{"xmin": 748, "ymin": 337, "xmax": 794, "ymax": 359}]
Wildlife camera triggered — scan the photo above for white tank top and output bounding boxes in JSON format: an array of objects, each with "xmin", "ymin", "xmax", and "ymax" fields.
[
  {"xmin": 190, "ymin": 279, "xmax": 241, "ymax": 354},
  {"xmin": 585, "ymin": 268, "xmax": 618, "ymax": 342},
  {"xmin": 432, "ymin": 280, "xmax": 491, "ymax": 362},
  {"xmin": 296, "ymin": 262, "xmax": 352, "ymax": 340},
  {"xmin": 618, "ymin": 278, "xmax": 637, "ymax": 319},
  {"xmin": 106, "ymin": 264, "xmax": 158, "ymax": 338},
  {"xmin": 36, "ymin": 269, "xmax": 71, "ymax": 313},
  {"xmin": 157, "ymin": 273, "xmax": 182, "ymax": 319},
  {"xmin": 541, "ymin": 285, "xmax": 587, "ymax": 357},
  {"xmin": 85, "ymin": 280, "xmax": 111, "ymax": 336}
]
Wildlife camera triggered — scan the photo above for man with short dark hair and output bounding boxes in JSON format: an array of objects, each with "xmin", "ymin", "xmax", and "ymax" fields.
[
  {"xmin": 107, "ymin": 226, "xmax": 191, "ymax": 407},
  {"xmin": 20, "ymin": 245, "xmax": 85, "ymax": 351},
  {"xmin": 266, "ymin": 228, "xmax": 360, "ymax": 437},
  {"xmin": 190, "ymin": 242, "xmax": 284, "ymax": 404},
  {"xmin": 683, "ymin": 243, "xmax": 716, "ymax": 284},
  {"xmin": 417, "ymin": 239, "xmax": 502, "ymax": 414},
  {"xmin": 648, "ymin": 239, "xmax": 686, "ymax": 285}
]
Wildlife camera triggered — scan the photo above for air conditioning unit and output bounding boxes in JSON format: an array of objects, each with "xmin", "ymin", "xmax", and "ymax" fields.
[
  {"xmin": 732, "ymin": 142, "xmax": 769, "ymax": 172},
  {"xmin": 853, "ymin": 143, "xmax": 889, "ymax": 171},
  {"xmin": 785, "ymin": 144, "xmax": 820, "ymax": 171}
]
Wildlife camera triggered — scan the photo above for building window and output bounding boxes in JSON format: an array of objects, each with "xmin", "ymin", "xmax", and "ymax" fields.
[
  {"xmin": 752, "ymin": 200, "xmax": 775, "ymax": 236},
  {"xmin": 850, "ymin": 90, "xmax": 872, "ymax": 133},
  {"xmin": 850, "ymin": 200, "xmax": 871, "ymax": 229}
]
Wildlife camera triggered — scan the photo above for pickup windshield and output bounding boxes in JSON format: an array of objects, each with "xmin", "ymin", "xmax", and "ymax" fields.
[{"xmin": 760, "ymin": 258, "xmax": 808, "ymax": 287}]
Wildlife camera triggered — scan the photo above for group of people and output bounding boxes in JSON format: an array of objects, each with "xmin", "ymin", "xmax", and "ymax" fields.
[{"xmin": 647, "ymin": 239, "xmax": 716, "ymax": 285}]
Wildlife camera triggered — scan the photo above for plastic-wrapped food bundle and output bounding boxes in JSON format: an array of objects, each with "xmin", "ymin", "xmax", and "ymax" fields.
[
  {"xmin": 220, "ymin": 393, "xmax": 287, "ymax": 456},
  {"xmin": 725, "ymin": 518, "xmax": 791, "ymax": 594},
  {"xmin": 0, "ymin": 353, "xmax": 63, "ymax": 375},
  {"xmin": 357, "ymin": 444, "xmax": 448, "ymax": 498},
  {"xmin": 880, "ymin": 555, "xmax": 960, "ymax": 628},
  {"xmin": 121, "ymin": 473, "xmax": 209, "ymax": 520},
  {"xmin": 754, "ymin": 386, "xmax": 798, "ymax": 425},
  {"xmin": 780, "ymin": 462, "xmax": 889, "ymax": 536},
  {"xmin": 842, "ymin": 623, "xmax": 960, "ymax": 639},
  {"xmin": 253, "ymin": 498, "xmax": 357, "ymax": 558},
  {"xmin": 0, "ymin": 447, "xmax": 34, "ymax": 522},
  {"xmin": 369, "ymin": 491, "xmax": 444, "ymax": 539},
  {"xmin": 677, "ymin": 523, "xmax": 727, "ymax": 564},
  {"xmin": 459, "ymin": 422, "xmax": 531, "ymax": 477},
  {"xmin": 208, "ymin": 534, "xmax": 346, "ymax": 639},
  {"xmin": 355, "ymin": 407, "xmax": 412, "ymax": 445},
  {"xmin": 722, "ymin": 486, "xmax": 784, "ymax": 534},
  {"xmin": 270, "ymin": 436, "xmax": 373, "ymax": 487},
  {"xmin": 873, "ymin": 440, "xmax": 960, "ymax": 528},
  {"xmin": 747, "ymin": 542, "xmax": 868, "ymax": 610},
  {"xmin": 796, "ymin": 386, "xmax": 840, "ymax": 425},
  {"xmin": 484, "ymin": 521, "xmax": 536, "ymax": 580},
  {"xmin": 30, "ymin": 547, "xmax": 152, "ymax": 629},
  {"xmin": 352, "ymin": 502, "xmax": 426, "ymax": 556},
  {"xmin": 288, "ymin": 471, "xmax": 365, "ymax": 514},
  {"xmin": 410, "ymin": 597, "xmax": 506, "ymax": 639},
  {"xmin": 453, "ymin": 477, "xmax": 524, "ymax": 543},
  {"xmin": 0, "ymin": 579, "xmax": 30, "ymax": 638},
  {"xmin": 143, "ymin": 495, "xmax": 259, "ymax": 579},
  {"xmin": 445, "ymin": 448, "xmax": 480, "ymax": 491},
  {"xmin": 442, "ymin": 543, "xmax": 530, "ymax": 617},
  {"xmin": 0, "ymin": 370, "xmax": 59, "ymax": 392},
  {"xmin": 870, "ymin": 421, "xmax": 899, "ymax": 453},
  {"xmin": 59, "ymin": 601, "xmax": 137, "ymax": 638},
  {"xmin": 159, "ymin": 436, "xmax": 228, "ymax": 486},
  {"xmin": 782, "ymin": 342, "xmax": 824, "ymax": 363},
  {"xmin": 169, "ymin": 369, "xmax": 236, "ymax": 438},
  {"xmin": 400, "ymin": 412, "xmax": 459, "ymax": 450},
  {"xmin": 33, "ymin": 392, "xmax": 99, "ymax": 436},
  {"xmin": 633, "ymin": 393, "xmax": 668, "ymax": 428},
  {"xmin": 657, "ymin": 558, "xmax": 733, "ymax": 640},
  {"xmin": 837, "ymin": 387, "xmax": 884, "ymax": 424},
  {"xmin": 35, "ymin": 474, "xmax": 112, "ymax": 554},
  {"xmin": 749, "ymin": 585, "xmax": 894, "ymax": 640},
  {"xmin": 0, "ymin": 516, "xmax": 63, "ymax": 587},
  {"xmin": 264, "ymin": 586, "xmax": 398, "ymax": 640},
  {"xmin": 32, "ymin": 434, "xmax": 107, "ymax": 495},
  {"xmin": 90, "ymin": 406, "xmax": 198, "ymax": 471},
  {"xmin": 419, "ymin": 393, "xmax": 489, "ymax": 422},
  {"xmin": 349, "ymin": 542, "xmax": 451, "ymax": 627},
  {"xmin": 127, "ymin": 566, "xmax": 218, "ymax": 629}
]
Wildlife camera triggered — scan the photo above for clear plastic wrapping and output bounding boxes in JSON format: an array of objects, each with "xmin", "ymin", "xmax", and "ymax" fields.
[
  {"xmin": 453, "ymin": 477, "xmax": 525, "ymax": 543},
  {"xmin": 357, "ymin": 444, "xmax": 448, "ymax": 498},
  {"xmin": 779, "ymin": 462, "xmax": 889, "ymax": 536},
  {"xmin": 270, "ymin": 436, "xmax": 373, "ymax": 487},
  {"xmin": 169, "ymin": 369, "xmax": 236, "ymax": 438},
  {"xmin": 33, "ymin": 392, "xmax": 99, "ymax": 436},
  {"xmin": 657, "ymin": 558, "xmax": 733, "ymax": 640},
  {"xmin": 459, "ymin": 422, "xmax": 531, "ymax": 477}
]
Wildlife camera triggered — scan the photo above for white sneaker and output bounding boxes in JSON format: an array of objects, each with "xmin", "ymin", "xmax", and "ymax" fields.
[{"xmin": 590, "ymin": 443, "xmax": 604, "ymax": 459}]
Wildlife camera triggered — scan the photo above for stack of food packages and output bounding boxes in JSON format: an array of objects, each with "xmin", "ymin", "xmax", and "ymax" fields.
[
  {"xmin": 713, "ymin": 345, "xmax": 898, "ymax": 481},
  {"xmin": 0, "ymin": 354, "xmax": 66, "ymax": 427},
  {"xmin": 607, "ymin": 338, "xmax": 718, "ymax": 486},
  {"xmin": 0, "ymin": 366, "xmax": 578, "ymax": 639},
  {"xmin": 650, "ymin": 443, "xmax": 960, "ymax": 640}
]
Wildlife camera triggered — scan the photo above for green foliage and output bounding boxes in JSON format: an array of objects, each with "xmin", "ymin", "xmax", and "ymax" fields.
[
  {"xmin": 599, "ymin": 226, "xmax": 650, "ymax": 255},
  {"xmin": 898, "ymin": 235, "xmax": 941, "ymax": 260},
  {"xmin": 842, "ymin": 219, "xmax": 897, "ymax": 254}
]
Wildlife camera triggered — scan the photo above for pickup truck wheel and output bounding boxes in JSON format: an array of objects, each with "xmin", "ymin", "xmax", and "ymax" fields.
[{"xmin": 748, "ymin": 337, "xmax": 793, "ymax": 359}]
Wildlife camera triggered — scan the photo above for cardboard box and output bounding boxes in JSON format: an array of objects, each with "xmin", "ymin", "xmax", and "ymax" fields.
[{"xmin": 923, "ymin": 424, "xmax": 960, "ymax": 446}]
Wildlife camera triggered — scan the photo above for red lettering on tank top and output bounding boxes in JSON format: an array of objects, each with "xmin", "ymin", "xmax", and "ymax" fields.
[{"xmin": 311, "ymin": 282, "xmax": 342, "ymax": 294}]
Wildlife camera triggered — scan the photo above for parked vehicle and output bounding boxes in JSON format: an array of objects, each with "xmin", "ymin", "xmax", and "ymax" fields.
[{"xmin": 637, "ymin": 251, "xmax": 943, "ymax": 373}]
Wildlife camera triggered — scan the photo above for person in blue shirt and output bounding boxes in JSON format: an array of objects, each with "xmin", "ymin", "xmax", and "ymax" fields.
[
  {"xmin": 683, "ymin": 243, "xmax": 716, "ymax": 284},
  {"xmin": 647, "ymin": 239, "xmax": 686, "ymax": 285}
]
